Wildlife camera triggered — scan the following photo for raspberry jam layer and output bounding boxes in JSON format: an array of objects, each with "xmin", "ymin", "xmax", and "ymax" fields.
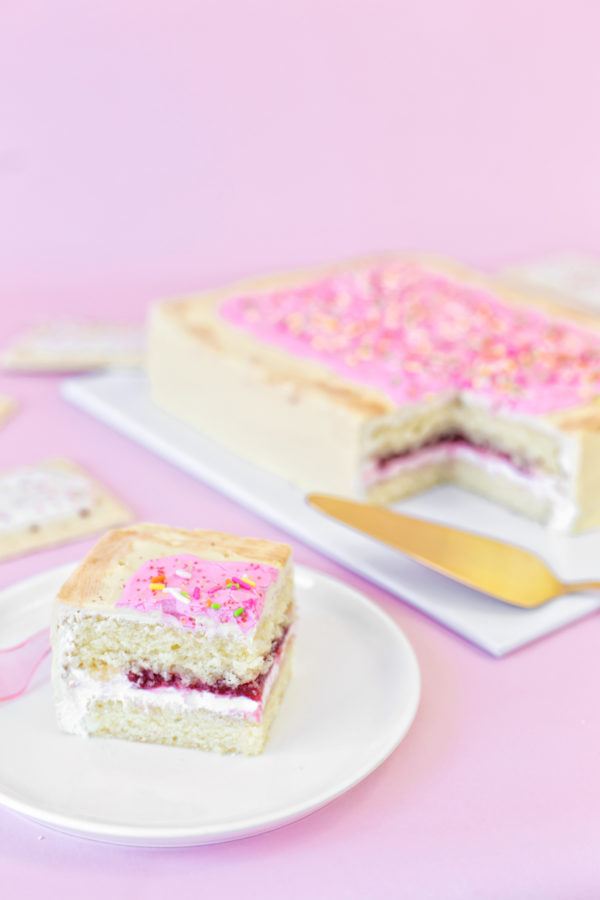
[
  {"xmin": 373, "ymin": 433, "xmax": 534, "ymax": 478},
  {"xmin": 126, "ymin": 627, "xmax": 289, "ymax": 702},
  {"xmin": 127, "ymin": 668, "xmax": 269, "ymax": 701}
]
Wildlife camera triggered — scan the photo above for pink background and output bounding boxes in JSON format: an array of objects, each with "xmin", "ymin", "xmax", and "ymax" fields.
[{"xmin": 1, "ymin": 2, "xmax": 600, "ymax": 897}]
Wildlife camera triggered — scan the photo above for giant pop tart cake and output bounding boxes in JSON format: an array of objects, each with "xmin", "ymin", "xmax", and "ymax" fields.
[{"xmin": 148, "ymin": 255, "xmax": 600, "ymax": 532}]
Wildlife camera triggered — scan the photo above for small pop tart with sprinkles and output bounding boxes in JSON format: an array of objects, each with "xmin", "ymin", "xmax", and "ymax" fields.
[
  {"xmin": 499, "ymin": 254, "xmax": 600, "ymax": 316},
  {"xmin": 0, "ymin": 458, "xmax": 131, "ymax": 561},
  {"xmin": 2, "ymin": 320, "xmax": 144, "ymax": 372},
  {"xmin": 149, "ymin": 254, "xmax": 600, "ymax": 532},
  {"xmin": 52, "ymin": 524, "xmax": 296, "ymax": 755}
]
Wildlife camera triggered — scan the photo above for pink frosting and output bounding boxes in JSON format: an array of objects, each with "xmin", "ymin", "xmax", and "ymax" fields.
[
  {"xmin": 116, "ymin": 554, "xmax": 281, "ymax": 633},
  {"xmin": 220, "ymin": 262, "xmax": 600, "ymax": 415}
]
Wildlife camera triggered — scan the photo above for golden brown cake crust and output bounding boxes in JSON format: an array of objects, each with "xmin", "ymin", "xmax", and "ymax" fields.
[{"xmin": 57, "ymin": 523, "xmax": 292, "ymax": 611}]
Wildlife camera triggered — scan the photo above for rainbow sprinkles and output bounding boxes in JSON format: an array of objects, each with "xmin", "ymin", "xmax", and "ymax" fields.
[
  {"xmin": 117, "ymin": 554, "xmax": 281, "ymax": 632},
  {"xmin": 220, "ymin": 263, "xmax": 600, "ymax": 415}
]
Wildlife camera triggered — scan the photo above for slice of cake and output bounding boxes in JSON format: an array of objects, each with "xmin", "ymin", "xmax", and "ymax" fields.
[
  {"xmin": 51, "ymin": 524, "xmax": 295, "ymax": 755},
  {"xmin": 148, "ymin": 255, "xmax": 600, "ymax": 532}
]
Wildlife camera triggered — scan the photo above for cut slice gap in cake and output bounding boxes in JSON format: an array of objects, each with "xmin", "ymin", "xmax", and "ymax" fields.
[{"xmin": 360, "ymin": 392, "xmax": 580, "ymax": 528}]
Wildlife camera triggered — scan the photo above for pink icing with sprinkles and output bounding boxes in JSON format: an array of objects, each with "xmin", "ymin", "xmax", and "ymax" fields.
[
  {"xmin": 220, "ymin": 263, "xmax": 600, "ymax": 415},
  {"xmin": 116, "ymin": 554, "xmax": 280, "ymax": 633}
]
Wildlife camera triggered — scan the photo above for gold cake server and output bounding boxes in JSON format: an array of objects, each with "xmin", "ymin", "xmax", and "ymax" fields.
[{"xmin": 307, "ymin": 494, "xmax": 600, "ymax": 609}]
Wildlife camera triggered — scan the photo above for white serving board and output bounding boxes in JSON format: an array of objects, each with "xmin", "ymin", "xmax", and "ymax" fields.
[{"xmin": 62, "ymin": 372, "xmax": 600, "ymax": 657}]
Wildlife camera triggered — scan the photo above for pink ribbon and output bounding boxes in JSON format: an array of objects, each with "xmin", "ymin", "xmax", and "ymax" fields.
[{"xmin": 0, "ymin": 628, "xmax": 51, "ymax": 701}]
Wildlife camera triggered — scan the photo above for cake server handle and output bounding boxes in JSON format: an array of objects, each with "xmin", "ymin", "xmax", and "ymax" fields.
[{"xmin": 0, "ymin": 628, "xmax": 51, "ymax": 702}]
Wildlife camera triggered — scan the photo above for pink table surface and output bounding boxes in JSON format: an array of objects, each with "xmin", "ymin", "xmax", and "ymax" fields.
[{"xmin": 2, "ymin": 2, "xmax": 600, "ymax": 897}]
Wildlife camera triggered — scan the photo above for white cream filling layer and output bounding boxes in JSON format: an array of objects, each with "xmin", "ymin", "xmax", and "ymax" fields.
[
  {"xmin": 363, "ymin": 441, "xmax": 578, "ymax": 530},
  {"xmin": 55, "ymin": 629, "xmax": 293, "ymax": 735}
]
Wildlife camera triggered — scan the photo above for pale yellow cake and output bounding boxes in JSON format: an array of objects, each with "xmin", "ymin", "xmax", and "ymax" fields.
[{"xmin": 51, "ymin": 524, "xmax": 296, "ymax": 755}]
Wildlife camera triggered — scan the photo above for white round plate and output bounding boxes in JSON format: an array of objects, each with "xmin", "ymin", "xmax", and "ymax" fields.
[{"xmin": 0, "ymin": 562, "xmax": 420, "ymax": 847}]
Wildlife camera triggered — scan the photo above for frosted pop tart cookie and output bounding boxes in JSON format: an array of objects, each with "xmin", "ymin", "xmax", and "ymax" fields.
[
  {"xmin": 0, "ymin": 459, "xmax": 131, "ymax": 560},
  {"xmin": 51, "ymin": 524, "xmax": 296, "ymax": 755},
  {"xmin": 149, "ymin": 254, "xmax": 600, "ymax": 532},
  {"xmin": 500, "ymin": 254, "xmax": 600, "ymax": 315},
  {"xmin": 2, "ymin": 320, "xmax": 144, "ymax": 371},
  {"xmin": 0, "ymin": 395, "xmax": 16, "ymax": 428}
]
